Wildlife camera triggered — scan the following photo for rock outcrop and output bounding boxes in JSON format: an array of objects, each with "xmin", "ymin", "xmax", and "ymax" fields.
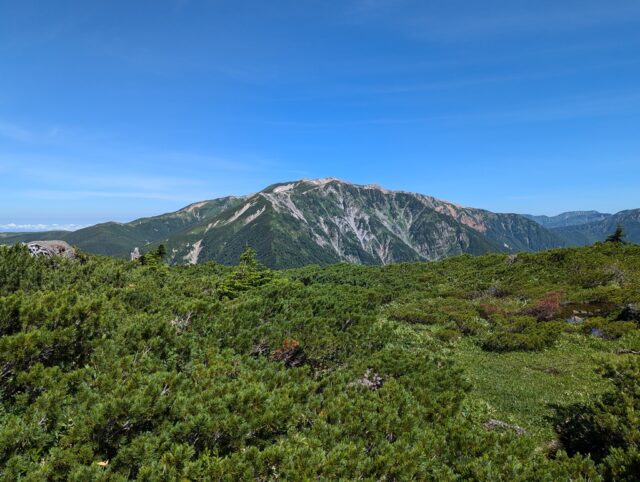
[
  {"xmin": 26, "ymin": 240, "xmax": 76, "ymax": 259},
  {"xmin": 483, "ymin": 419, "xmax": 527, "ymax": 436}
]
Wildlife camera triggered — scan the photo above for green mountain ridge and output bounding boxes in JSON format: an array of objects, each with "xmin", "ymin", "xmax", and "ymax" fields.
[
  {"xmin": 3, "ymin": 178, "xmax": 637, "ymax": 268},
  {"xmin": 523, "ymin": 210, "xmax": 612, "ymax": 229},
  {"xmin": 143, "ymin": 178, "xmax": 566, "ymax": 268}
]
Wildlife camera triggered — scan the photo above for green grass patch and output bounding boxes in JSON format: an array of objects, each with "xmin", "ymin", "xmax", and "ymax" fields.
[{"xmin": 452, "ymin": 334, "xmax": 614, "ymax": 443}]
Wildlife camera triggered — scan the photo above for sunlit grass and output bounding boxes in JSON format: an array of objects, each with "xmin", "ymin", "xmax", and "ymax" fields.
[{"xmin": 452, "ymin": 334, "xmax": 617, "ymax": 443}]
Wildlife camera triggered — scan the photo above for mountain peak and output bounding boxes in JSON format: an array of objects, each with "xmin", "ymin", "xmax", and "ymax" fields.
[
  {"xmin": 2, "ymin": 178, "xmax": 592, "ymax": 268},
  {"xmin": 268, "ymin": 178, "xmax": 432, "ymax": 200},
  {"xmin": 300, "ymin": 177, "xmax": 343, "ymax": 186}
]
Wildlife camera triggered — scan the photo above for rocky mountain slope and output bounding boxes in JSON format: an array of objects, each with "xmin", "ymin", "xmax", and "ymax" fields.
[
  {"xmin": 2, "ymin": 178, "xmax": 600, "ymax": 268},
  {"xmin": 146, "ymin": 178, "xmax": 564, "ymax": 268}
]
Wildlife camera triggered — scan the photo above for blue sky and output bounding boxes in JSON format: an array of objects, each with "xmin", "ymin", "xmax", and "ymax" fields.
[{"xmin": 1, "ymin": 0, "xmax": 640, "ymax": 230}]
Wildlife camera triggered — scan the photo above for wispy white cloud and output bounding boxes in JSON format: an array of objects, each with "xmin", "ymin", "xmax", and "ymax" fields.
[{"xmin": 0, "ymin": 223, "xmax": 85, "ymax": 232}]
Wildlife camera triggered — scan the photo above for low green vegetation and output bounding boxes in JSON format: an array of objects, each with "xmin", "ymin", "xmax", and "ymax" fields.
[{"xmin": 1, "ymin": 242, "xmax": 639, "ymax": 480}]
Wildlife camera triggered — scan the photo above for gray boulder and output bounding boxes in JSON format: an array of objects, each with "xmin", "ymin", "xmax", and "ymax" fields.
[
  {"xmin": 483, "ymin": 419, "xmax": 527, "ymax": 436},
  {"xmin": 566, "ymin": 316, "xmax": 584, "ymax": 324},
  {"xmin": 26, "ymin": 240, "xmax": 75, "ymax": 259}
]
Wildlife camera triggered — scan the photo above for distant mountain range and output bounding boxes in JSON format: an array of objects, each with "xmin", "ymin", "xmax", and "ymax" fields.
[
  {"xmin": 521, "ymin": 211, "xmax": 612, "ymax": 229},
  {"xmin": 1, "ymin": 178, "xmax": 638, "ymax": 268},
  {"xmin": 548, "ymin": 209, "xmax": 640, "ymax": 246}
]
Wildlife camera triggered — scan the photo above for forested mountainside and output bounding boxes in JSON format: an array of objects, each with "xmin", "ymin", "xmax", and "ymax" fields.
[
  {"xmin": 0, "ymin": 179, "xmax": 566, "ymax": 268},
  {"xmin": 1, "ymin": 242, "xmax": 639, "ymax": 479}
]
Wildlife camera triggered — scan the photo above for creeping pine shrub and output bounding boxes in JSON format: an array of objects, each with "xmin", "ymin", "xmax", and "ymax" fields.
[
  {"xmin": 433, "ymin": 327, "xmax": 461, "ymax": 343},
  {"xmin": 387, "ymin": 303, "xmax": 438, "ymax": 324},
  {"xmin": 553, "ymin": 358, "xmax": 640, "ymax": 480},
  {"xmin": 463, "ymin": 285, "xmax": 510, "ymax": 299},
  {"xmin": 481, "ymin": 316, "xmax": 560, "ymax": 352},
  {"xmin": 548, "ymin": 251, "xmax": 568, "ymax": 263},
  {"xmin": 1, "ymin": 243, "xmax": 639, "ymax": 480},
  {"xmin": 454, "ymin": 317, "xmax": 488, "ymax": 336},
  {"xmin": 582, "ymin": 317, "xmax": 637, "ymax": 340},
  {"xmin": 0, "ymin": 244, "xmax": 44, "ymax": 295},
  {"xmin": 387, "ymin": 298, "xmax": 477, "ymax": 326}
]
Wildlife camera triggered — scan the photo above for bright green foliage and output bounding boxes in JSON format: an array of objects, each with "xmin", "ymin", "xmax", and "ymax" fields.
[
  {"xmin": 217, "ymin": 247, "xmax": 273, "ymax": 299},
  {"xmin": 0, "ymin": 243, "xmax": 639, "ymax": 479},
  {"xmin": 480, "ymin": 316, "xmax": 561, "ymax": 352},
  {"xmin": 0, "ymin": 244, "xmax": 43, "ymax": 295},
  {"xmin": 139, "ymin": 245, "xmax": 169, "ymax": 270},
  {"xmin": 554, "ymin": 358, "xmax": 640, "ymax": 480}
]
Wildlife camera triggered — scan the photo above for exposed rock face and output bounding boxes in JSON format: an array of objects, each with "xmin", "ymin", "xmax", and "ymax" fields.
[
  {"xmin": 26, "ymin": 241, "xmax": 75, "ymax": 259},
  {"xmin": 183, "ymin": 239, "xmax": 203, "ymax": 265},
  {"xmin": 161, "ymin": 178, "xmax": 564, "ymax": 268}
]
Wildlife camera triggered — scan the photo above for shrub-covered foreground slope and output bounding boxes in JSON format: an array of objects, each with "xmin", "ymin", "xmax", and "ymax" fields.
[{"xmin": 1, "ymin": 243, "xmax": 639, "ymax": 480}]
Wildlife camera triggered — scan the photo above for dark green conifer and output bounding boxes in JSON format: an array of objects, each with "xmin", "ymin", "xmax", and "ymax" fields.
[
  {"xmin": 156, "ymin": 244, "xmax": 167, "ymax": 259},
  {"xmin": 605, "ymin": 224, "xmax": 626, "ymax": 243}
]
